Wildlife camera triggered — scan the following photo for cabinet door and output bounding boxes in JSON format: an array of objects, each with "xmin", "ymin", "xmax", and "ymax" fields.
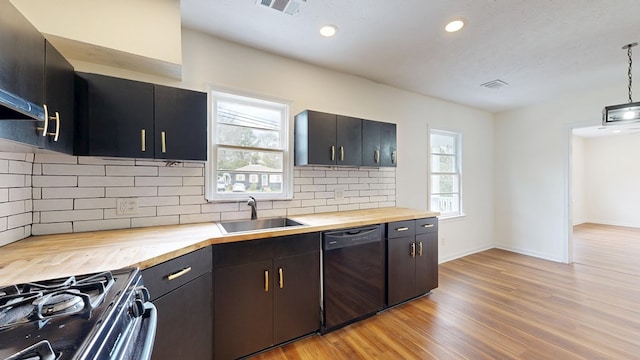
[
  {"xmin": 305, "ymin": 110, "xmax": 337, "ymax": 165},
  {"xmin": 151, "ymin": 273, "xmax": 212, "ymax": 360},
  {"xmin": 336, "ymin": 115, "xmax": 362, "ymax": 166},
  {"xmin": 215, "ymin": 260, "xmax": 273, "ymax": 360},
  {"xmin": 273, "ymin": 251, "xmax": 320, "ymax": 344},
  {"xmin": 154, "ymin": 86, "xmax": 207, "ymax": 161},
  {"xmin": 0, "ymin": 1, "xmax": 44, "ymax": 113},
  {"xmin": 415, "ymin": 232, "xmax": 438, "ymax": 294},
  {"xmin": 387, "ymin": 235, "xmax": 416, "ymax": 306},
  {"xmin": 361, "ymin": 120, "xmax": 381, "ymax": 167},
  {"xmin": 76, "ymin": 73, "xmax": 154, "ymax": 158},
  {"xmin": 380, "ymin": 122, "xmax": 397, "ymax": 167},
  {"xmin": 42, "ymin": 41, "xmax": 74, "ymax": 154}
]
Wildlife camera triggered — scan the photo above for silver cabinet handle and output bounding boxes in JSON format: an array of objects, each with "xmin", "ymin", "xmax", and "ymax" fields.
[
  {"xmin": 375, "ymin": 149, "xmax": 380, "ymax": 163},
  {"xmin": 392, "ymin": 150, "xmax": 397, "ymax": 164},
  {"xmin": 167, "ymin": 266, "xmax": 191, "ymax": 281},
  {"xmin": 410, "ymin": 242, "xmax": 416, "ymax": 257},
  {"xmin": 331, "ymin": 145, "xmax": 335, "ymax": 161},
  {"xmin": 141, "ymin": 129, "xmax": 146, "ymax": 152},
  {"xmin": 340, "ymin": 146, "xmax": 344, "ymax": 161},
  {"xmin": 161, "ymin": 131, "xmax": 167, "ymax": 153},
  {"xmin": 38, "ymin": 104, "xmax": 50, "ymax": 137},
  {"xmin": 278, "ymin": 267, "xmax": 284, "ymax": 289},
  {"xmin": 418, "ymin": 241, "xmax": 423, "ymax": 256},
  {"xmin": 422, "ymin": 224, "xmax": 434, "ymax": 228},
  {"xmin": 396, "ymin": 227, "xmax": 409, "ymax": 231}
]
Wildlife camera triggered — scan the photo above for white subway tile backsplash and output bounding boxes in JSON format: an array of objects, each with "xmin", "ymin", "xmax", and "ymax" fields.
[
  {"xmin": 74, "ymin": 198, "xmax": 116, "ymax": 210},
  {"xmin": 34, "ymin": 199, "xmax": 74, "ymax": 211},
  {"xmin": 32, "ymin": 176, "xmax": 78, "ymax": 188},
  {"xmin": 9, "ymin": 187, "xmax": 31, "ymax": 201},
  {"xmin": 0, "ymin": 227, "xmax": 27, "ymax": 246},
  {"xmin": 106, "ymin": 165, "xmax": 157, "ymax": 176},
  {"xmin": 42, "ymin": 187, "xmax": 104, "ymax": 199},
  {"xmin": 0, "ymin": 153, "xmax": 395, "ymax": 239},
  {"xmin": 34, "ymin": 153, "xmax": 77, "ymax": 164},
  {"xmin": 0, "ymin": 201, "xmax": 25, "ymax": 217},
  {"xmin": 180, "ymin": 213, "xmax": 220, "ymax": 224},
  {"xmin": 135, "ymin": 177, "xmax": 182, "ymax": 187},
  {"xmin": 157, "ymin": 205, "xmax": 201, "ymax": 216},
  {"xmin": 79, "ymin": 176, "xmax": 134, "ymax": 187},
  {"xmin": 132, "ymin": 216, "xmax": 179, "ymax": 228},
  {"xmin": 9, "ymin": 160, "xmax": 32, "ymax": 174},
  {"xmin": 138, "ymin": 196, "xmax": 180, "ymax": 207},
  {"xmin": 158, "ymin": 167, "xmax": 203, "ymax": 177},
  {"xmin": 32, "ymin": 223, "xmax": 73, "ymax": 236},
  {"xmin": 105, "ymin": 187, "xmax": 157, "ymax": 198},
  {"xmin": 0, "ymin": 174, "xmax": 26, "ymax": 188},
  {"xmin": 40, "ymin": 209, "xmax": 103, "ymax": 223},
  {"xmin": 8, "ymin": 213, "xmax": 31, "ymax": 229},
  {"xmin": 74, "ymin": 219, "xmax": 130, "ymax": 233},
  {"xmin": 158, "ymin": 186, "xmax": 202, "ymax": 196},
  {"xmin": 104, "ymin": 207, "xmax": 156, "ymax": 219},
  {"xmin": 42, "ymin": 164, "xmax": 105, "ymax": 176}
]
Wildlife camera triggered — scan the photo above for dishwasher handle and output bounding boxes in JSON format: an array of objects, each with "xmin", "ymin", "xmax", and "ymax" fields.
[{"xmin": 323, "ymin": 225, "xmax": 382, "ymax": 250}]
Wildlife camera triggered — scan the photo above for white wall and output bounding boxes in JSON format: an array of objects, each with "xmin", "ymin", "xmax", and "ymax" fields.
[
  {"xmin": 572, "ymin": 135, "xmax": 586, "ymax": 225},
  {"xmin": 494, "ymin": 85, "xmax": 623, "ymax": 262},
  {"xmin": 180, "ymin": 30, "xmax": 496, "ymax": 262},
  {"xmin": 581, "ymin": 133, "xmax": 640, "ymax": 227}
]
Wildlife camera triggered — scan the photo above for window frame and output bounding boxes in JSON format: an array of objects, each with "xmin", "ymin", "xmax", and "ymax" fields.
[
  {"xmin": 205, "ymin": 88, "xmax": 293, "ymax": 201},
  {"xmin": 428, "ymin": 129, "xmax": 463, "ymax": 217}
]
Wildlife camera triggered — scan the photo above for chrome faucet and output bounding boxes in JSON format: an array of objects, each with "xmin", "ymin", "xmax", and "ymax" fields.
[{"xmin": 247, "ymin": 196, "xmax": 257, "ymax": 220}]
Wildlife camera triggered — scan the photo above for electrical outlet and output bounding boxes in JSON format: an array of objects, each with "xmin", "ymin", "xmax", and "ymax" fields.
[
  {"xmin": 116, "ymin": 198, "xmax": 138, "ymax": 216},
  {"xmin": 334, "ymin": 189, "xmax": 344, "ymax": 200}
]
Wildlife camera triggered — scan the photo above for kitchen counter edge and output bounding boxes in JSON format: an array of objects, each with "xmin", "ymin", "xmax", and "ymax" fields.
[{"xmin": 0, "ymin": 207, "xmax": 438, "ymax": 286}]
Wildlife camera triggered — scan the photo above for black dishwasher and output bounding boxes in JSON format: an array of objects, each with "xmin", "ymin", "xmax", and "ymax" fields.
[{"xmin": 322, "ymin": 225, "xmax": 384, "ymax": 333}]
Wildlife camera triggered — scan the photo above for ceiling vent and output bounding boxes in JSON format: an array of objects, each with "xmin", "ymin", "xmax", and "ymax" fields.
[
  {"xmin": 257, "ymin": 0, "xmax": 307, "ymax": 15},
  {"xmin": 480, "ymin": 79, "xmax": 509, "ymax": 90}
]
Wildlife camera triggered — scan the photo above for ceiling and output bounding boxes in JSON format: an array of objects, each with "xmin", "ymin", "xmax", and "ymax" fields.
[{"xmin": 181, "ymin": 0, "xmax": 640, "ymax": 113}]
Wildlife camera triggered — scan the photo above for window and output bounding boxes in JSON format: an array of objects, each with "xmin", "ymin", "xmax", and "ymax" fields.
[
  {"xmin": 429, "ymin": 130, "xmax": 462, "ymax": 217},
  {"xmin": 206, "ymin": 90, "xmax": 291, "ymax": 200}
]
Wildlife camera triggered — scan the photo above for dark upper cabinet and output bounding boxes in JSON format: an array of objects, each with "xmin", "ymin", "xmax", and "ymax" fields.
[
  {"xmin": 0, "ymin": 3, "xmax": 75, "ymax": 153},
  {"xmin": 154, "ymin": 85, "xmax": 207, "ymax": 161},
  {"xmin": 75, "ymin": 73, "xmax": 207, "ymax": 160},
  {"xmin": 362, "ymin": 120, "xmax": 397, "ymax": 167},
  {"xmin": 295, "ymin": 109, "xmax": 396, "ymax": 167},
  {"xmin": 41, "ymin": 40, "xmax": 75, "ymax": 154},
  {"xmin": 387, "ymin": 217, "xmax": 438, "ymax": 307},
  {"xmin": 295, "ymin": 110, "xmax": 362, "ymax": 166},
  {"xmin": 75, "ymin": 73, "xmax": 154, "ymax": 158},
  {"xmin": 0, "ymin": 1, "xmax": 44, "ymax": 115}
]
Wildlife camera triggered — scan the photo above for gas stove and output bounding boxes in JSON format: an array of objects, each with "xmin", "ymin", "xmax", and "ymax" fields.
[{"xmin": 0, "ymin": 268, "xmax": 157, "ymax": 360}]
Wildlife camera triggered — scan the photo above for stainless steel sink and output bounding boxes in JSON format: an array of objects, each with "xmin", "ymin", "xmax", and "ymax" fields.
[{"xmin": 217, "ymin": 217, "xmax": 305, "ymax": 234}]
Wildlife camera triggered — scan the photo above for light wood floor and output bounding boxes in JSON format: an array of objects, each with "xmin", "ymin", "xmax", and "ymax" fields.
[{"xmin": 251, "ymin": 224, "xmax": 640, "ymax": 359}]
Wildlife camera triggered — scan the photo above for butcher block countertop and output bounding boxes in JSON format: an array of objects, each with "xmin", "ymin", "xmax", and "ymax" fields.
[{"xmin": 0, "ymin": 207, "xmax": 438, "ymax": 286}]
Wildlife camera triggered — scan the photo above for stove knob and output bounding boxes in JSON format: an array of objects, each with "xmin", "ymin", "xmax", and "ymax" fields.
[
  {"xmin": 135, "ymin": 286, "xmax": 151, "ymax": 302},
  {"xmin": 130, "ymin": 299, "xmax": 145, "ymax": 318}
]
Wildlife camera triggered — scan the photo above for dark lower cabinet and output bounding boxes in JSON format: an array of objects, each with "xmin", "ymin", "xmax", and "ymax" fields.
[
  {"xmin": 214, "ymin": 233, "xmax": 320, "ymax": 360},
  {"xmin": 142, "ymin": 247, "xmax": 213, "ymax": 360},
  {"xmin": 152, "ymin": 272, "xmax": 213, "ymax": 360},
  {"xmin": 387, "ymin": 217, "xmax": 438, "ymax": 306}
]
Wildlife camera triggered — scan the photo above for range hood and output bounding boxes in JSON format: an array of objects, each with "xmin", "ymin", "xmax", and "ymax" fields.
[{"xmin": 0, "ymin": 87, "xmax": 45, "ymax": 121}]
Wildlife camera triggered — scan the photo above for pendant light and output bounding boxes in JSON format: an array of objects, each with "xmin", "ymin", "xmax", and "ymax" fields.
[{"xmin": 603, "ymin": 42, "xmax": 640, "ymax": 125}]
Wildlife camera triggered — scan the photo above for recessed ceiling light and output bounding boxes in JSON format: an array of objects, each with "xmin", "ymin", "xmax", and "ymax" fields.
[
  {"xmin": 445, "ymin": 19, "xmax": 465, "ymax": 33},
  {"xmin": 320, "ymin": 24, "xmax": 338, "ymax": 37}
]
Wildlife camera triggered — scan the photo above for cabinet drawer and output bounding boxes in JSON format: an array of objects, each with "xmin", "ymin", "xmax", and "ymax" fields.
[
  {"xmin": 143, "ymin": 247, "xmax": 212, "ymax": 301},
  {"xmin": 387, "ymin": 220, "xmax": 415, "ymax": 239},
  {"xmin": 415, "ymin": 217, "xmax": 438, "ymax": 234}
]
